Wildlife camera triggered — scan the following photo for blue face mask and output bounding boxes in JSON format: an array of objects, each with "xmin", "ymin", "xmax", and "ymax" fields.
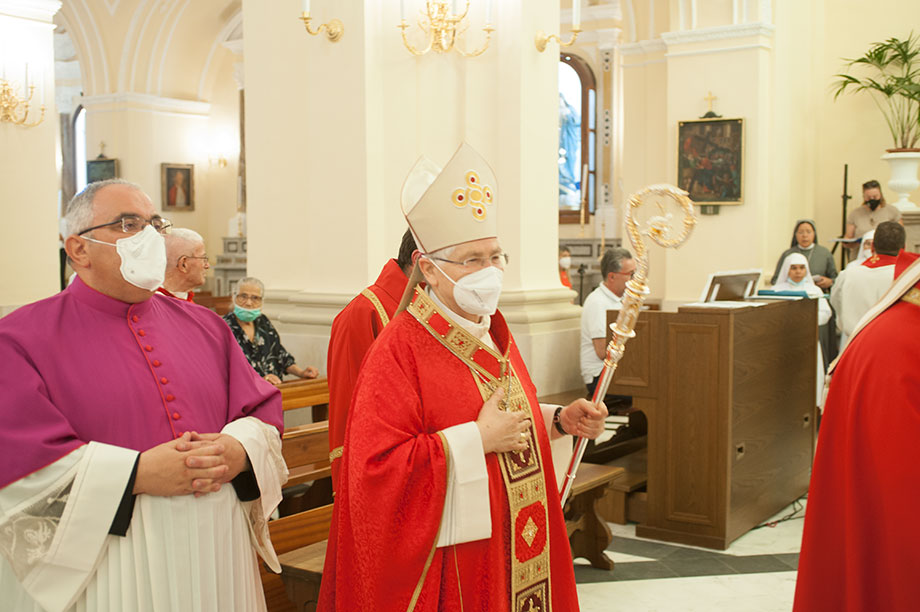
[
  {"xmin": 788, "ymin": 278, "xmax": 806, "ymax": 288},
  {"xmin": 234, "ymin": 304, "xmax": 261, "ymax": 322}
]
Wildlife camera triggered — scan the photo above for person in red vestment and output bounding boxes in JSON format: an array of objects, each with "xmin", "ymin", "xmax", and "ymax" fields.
[
  {"xmin": 326, "ymin": 229, "xmax": 415, "ymax": 490},
  {"xmin": 318, "ymin": 144, "xmax": 607, "ymax": 612},
  {"xmin": 159, "ymin": 227, "xmax": 209, "ymax": 302},
  {"xmin": 794, "ymin": 249, "xmax": 920, "ymax": 612}
]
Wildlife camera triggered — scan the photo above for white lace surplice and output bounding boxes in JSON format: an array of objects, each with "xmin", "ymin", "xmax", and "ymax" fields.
[{"xmin": 0, "ymin": 418, "xmax": 287, "ymax": 612}]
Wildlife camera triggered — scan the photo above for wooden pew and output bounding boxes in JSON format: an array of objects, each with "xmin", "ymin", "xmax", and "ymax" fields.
[
  {"xmin": 277, "ymin": 378, "xmax": 330, "ymax": 422},
  {"xmin": 194, "ymin": 293, "xmax": 233, "ymax": 315},
  {"xmin": 263, "ymin": 421, "xmax": 333, "ymax": 612}
]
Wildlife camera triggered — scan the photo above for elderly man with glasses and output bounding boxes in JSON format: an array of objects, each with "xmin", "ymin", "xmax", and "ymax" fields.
[
  {"xmin": 0, "ymin": 179, "xmax": 287, "ymax": 611},
  {"xmin": 223, "ymin": 277, "xmax": 319, "ymax": 385},
  {"xmin": 159, "ymin": 227, "xmax": 210, "ymax": 302}
]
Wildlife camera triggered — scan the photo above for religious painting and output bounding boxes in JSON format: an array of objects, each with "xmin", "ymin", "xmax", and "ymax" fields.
[
  {"xmin": 677, "ymin": 118, "xmax": 744, "ymax": 204},
  {"xmin": 161, "ymin": 163, "xmax": 195, "ymax": 211},
  {"xmin": 86, "ymin": 157, "xmax": 120, "ymax": 184}
]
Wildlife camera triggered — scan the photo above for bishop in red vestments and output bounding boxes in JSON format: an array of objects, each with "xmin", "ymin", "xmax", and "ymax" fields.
[
  {"xmin": 326, "ymin": 230, "xmax": 414, "ymax": 490},
  {"xmin": 794, "ymin": 250, "xmax": 920, "ymax": 612},
  {"xmin": 318, "ymin": 144, "xmax": 607, "ymax": 612}
]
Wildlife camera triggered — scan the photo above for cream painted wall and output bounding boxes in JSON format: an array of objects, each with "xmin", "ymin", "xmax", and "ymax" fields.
[{"xmin": 0, "ymin": 7, "xmax": 61, "ymax": 312}]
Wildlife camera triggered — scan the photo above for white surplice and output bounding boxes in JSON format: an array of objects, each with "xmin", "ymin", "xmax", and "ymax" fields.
[{"xmin": 0, "ymin": 417, "xmax": 287, "ymax": 612}]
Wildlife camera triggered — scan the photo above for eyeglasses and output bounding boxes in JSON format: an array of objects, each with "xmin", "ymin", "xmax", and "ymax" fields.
[
  {"xmin": 236, "ymin": 293, "xmax": 263, "ymax": 305},
  {"xmin": 78, "ymin": 215, "xmax": 173, "ymax": 236},
  {"xmin": 430, "ymin": 253, "xmax": 510, "ymax": 269},
  {"xmin": 182, "ymin": 255, "xmax": 209, "ymax": 263},
  {"xmin": 613, "ymin": 270, "xmax": 636, "ymax": 277}
]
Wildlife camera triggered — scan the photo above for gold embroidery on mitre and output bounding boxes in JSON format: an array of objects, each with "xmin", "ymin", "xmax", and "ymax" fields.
[
  {"xmin": 451, "ymin": 170, "xmax": 494, "ymax": 222},
  {"xmin": 407, "ymin": 288, "xmax": 552, "ymax": 611}
]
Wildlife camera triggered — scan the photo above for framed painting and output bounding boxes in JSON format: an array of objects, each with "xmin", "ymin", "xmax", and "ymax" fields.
[
  {"xmin": 86, "ymin": 158, "xmax": 120, "ymax": 184},
  {"xmin": 161, "ymin": 163, "xmax": 195, "ymax": 211},
  {"xmin": 677, "ymin": 118, "xmax": 744, "ymax": 204}
]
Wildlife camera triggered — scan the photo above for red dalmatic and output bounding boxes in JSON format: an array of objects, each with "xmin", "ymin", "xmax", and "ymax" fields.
[{"xmin": 326, "ymin": 259, "xmax": 407, "ymax": 489}]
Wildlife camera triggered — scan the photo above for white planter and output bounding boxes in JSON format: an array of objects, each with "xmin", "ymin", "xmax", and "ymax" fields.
[{"xmin": 881, "ymin": 151, "xmax": 920, "ymax": 212}]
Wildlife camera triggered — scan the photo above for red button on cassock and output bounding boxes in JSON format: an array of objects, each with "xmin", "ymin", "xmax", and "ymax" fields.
[
  {"xmin": 138, "ymin": 330, "xmax": 146, "ymax": 337},
  {"xmin": 166, "ymin": 394, "xmax": 175, "ymax": 402},
  {"xmin": 152, "ymin": 360, "xmax": 162, "ymax": 367},
  {"xmin": 172, "ymin": 412, "xmax": 180, "ymax": 420},
  {"xmin": 160, "ymin": 377, "xmax": 168, "ymax": 384},
  {"xmin": 145, "ymin": 345, "xmax": 153, "ymax": 352},
  {"xmin": 132, "ymin": 315, "xmax": 139, "ymax": 323}
]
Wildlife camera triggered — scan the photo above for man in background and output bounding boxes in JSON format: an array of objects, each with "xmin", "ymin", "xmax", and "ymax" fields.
[
  {"xmin": 326, "ymin": 229, "xmax": 415, "ymax": 490},
  {"xmin": 160, "ymin": 227, "xmax": 209, "ymax": 302},
  {"xmin": 830, "ymin": 221, "xmax": 905, "ymax": 346}
]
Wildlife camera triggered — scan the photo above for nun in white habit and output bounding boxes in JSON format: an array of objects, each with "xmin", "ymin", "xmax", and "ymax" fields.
[{"xmin": 774, "ymin": 252, "xmax": 830, "ymax": 407}]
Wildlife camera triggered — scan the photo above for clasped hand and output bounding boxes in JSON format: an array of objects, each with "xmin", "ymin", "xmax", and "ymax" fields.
[
  {"xmin": 558, "ymin": 398, "xmax": 607, "ymax": 439},
  {"xmin": 133, "ymin": 431, "xmax": 248, "ymax": 497}
]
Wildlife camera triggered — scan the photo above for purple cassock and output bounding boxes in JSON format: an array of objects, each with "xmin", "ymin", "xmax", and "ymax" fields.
[{"xmin": 0, "ymin": 275, "xmax": 283, "ymax": 489}]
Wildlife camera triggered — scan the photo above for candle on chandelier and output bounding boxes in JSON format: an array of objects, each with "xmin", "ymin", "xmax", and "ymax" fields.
[
  {"xmin": 485, "ymin": 0, "xmax": 494, "ymax": 23},
  {"xmin": 302, "ymin": 0, "xmax": 310, "ymax": 15},
  {"xmin": 572, "ymin": 0, "xmax": 581, "ymax": 29},
  {"xmin": 400, "ymin": 0, "xmax": 406, "ymax": 21}
]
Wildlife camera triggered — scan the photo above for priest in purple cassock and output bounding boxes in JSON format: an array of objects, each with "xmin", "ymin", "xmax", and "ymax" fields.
[{"xmin": 0, "ymin": 179, "xmax": 287, "ymax": 612}]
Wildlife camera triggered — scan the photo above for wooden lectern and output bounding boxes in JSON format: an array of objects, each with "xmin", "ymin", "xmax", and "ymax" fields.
[{"xmin": 607, "ymin": 298, "xmax": 816, "ymax": 549}]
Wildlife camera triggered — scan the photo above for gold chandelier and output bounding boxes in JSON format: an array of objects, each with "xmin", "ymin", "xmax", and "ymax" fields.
[
  {"xmin": 0, "ymin": 78, "xmax": 45, "ymax": 128},
  {"xmin": 399, "ymin": 1, "xmax": 495, "ymax": 57}
]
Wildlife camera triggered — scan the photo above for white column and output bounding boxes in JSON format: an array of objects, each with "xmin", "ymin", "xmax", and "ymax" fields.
[
  {"xmin": 0, "ymin": 0, "xmax": 61, "ymax": 315},
  {"xmin": 243, "ymin": 0, "xmax": 581, "ymax": 393}
]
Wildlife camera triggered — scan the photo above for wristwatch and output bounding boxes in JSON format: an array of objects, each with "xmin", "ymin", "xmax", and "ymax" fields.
[{"xmin": 552, "ymin": 406, "xmax": 567, "ymax": 436}]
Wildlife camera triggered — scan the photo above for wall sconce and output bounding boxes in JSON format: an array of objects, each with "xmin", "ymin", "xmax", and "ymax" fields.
[
  {"xmin": 399, "ymin": 1, "xmax": 495, "ymax": 57},
  {"xmin": 209, "ymin": 156, "xmax": 228, "ymax": 169},
  {"xmin": 299, "ymin": 0, "xmax": 344, "ymax": 42},
  {"xmin": 0, "ymin": 74, "xmax": 45, "ymax": 128},
  {"xmin": 535, "ymin": 0, "xmax": 582, "ymax": 52}
]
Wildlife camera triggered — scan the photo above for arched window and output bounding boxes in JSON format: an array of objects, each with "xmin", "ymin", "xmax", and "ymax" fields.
[{"xmin": 558, "ymin": 53, "xmax": 596, "ymax": 223}]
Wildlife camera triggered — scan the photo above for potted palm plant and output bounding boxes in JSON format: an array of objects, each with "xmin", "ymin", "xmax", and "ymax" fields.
[{"xmin": 834, "ymin": 33, "xmax": 920, "ymax": 211}]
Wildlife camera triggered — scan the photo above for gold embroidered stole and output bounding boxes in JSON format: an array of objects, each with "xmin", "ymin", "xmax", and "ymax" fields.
[
  {"xmin": 361, "ymin": 287, "xmax": 391, "ymax": 327},
  {"xmin": 903, "ymin": 287, "xmax": 920, "ymax": 307},
  {"xmin": 408, "ymin": 288, "xmax": 553, "ymax": 612}
]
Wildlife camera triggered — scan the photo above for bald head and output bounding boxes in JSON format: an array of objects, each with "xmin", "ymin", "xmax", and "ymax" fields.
[{"xmin": 163, "ymin": 228, "xmax": 209, "ymax": 293}]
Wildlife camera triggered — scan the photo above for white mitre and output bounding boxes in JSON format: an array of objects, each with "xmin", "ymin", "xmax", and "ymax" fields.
[{"xmin": 400, "ymin": 142, "xmax": 499, "ymax": 253}]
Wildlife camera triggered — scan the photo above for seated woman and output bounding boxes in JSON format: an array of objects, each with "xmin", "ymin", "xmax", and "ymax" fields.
[
  {"xmin": 771, "ymin": 219, "xmax": 836, "ymax": 290},
  {"xmin": 223, "ymin": 277, "xmax": 319, "ymax": 385},
  {"xmin": 774, "ymin": 253, "xmax": 831, "ymax": 407}
]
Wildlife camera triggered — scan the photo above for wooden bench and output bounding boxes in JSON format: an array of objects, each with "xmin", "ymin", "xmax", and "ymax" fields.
[
  {"xmin": 194, "ymin": 293, "xmax": 233, "ymax": 315},
  {"xmin": 564, "ymin": 462, "xmax": 625, "ymax": 571},
  {"xmin": 262, "ymin": 421, "xmax": 333, "ymax": 612},
  {"xmin": 277, "ymin": 378, "xmax": 330, "ymax": 422}
]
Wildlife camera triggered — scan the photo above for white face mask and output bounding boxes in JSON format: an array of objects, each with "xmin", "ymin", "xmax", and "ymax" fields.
[
  {"xmin": 430, "ymin": 259, "xmax": 504, "ymax": 316},
  {"xmin": 83, "ymin": 225, "xmax": 167, "ymax": 291},
  {"xmin": 559, "ymin": 256, "xmax": 572, "ymax": 269}
]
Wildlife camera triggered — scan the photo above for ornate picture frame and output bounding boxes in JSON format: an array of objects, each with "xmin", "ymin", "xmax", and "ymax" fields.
[
  {"xmin": 677, "ymin": 118, "xmax": 744, "ymax": 204},
  {"xmin": 161, "ymin": 163, "xmax": 195, "ymax": 211}
]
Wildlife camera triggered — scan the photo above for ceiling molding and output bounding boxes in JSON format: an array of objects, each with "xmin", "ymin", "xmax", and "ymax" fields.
[
  {"xmin": 0, "ymin": 0, "xmax": 61, "ymax": 22},
  {"xmin": 80, "ymin": 92, "xmax": 211, "ymax": 116},
  {"xmin": 661, "ymin": 22, "xmax": 775, "ymax": 46}
]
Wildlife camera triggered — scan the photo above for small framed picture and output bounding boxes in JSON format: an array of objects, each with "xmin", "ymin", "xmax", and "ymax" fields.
[
  {"xmin": 86, "ymin": 158, "xmax": 120, "ymax": 184},
  {"xmin": 677, "ymin": 118, "xmax": 744, "ymax": 204},
  {"xmin": 161, "ymin": 163, "xmax": 195, "ymax": 211}
]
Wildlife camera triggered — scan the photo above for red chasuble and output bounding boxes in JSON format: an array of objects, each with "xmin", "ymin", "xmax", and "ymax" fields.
[
  {"xmin": 326, "ymin": 259, "xmax": 408, "ymax": 490},
  {"xmin": 794, "ymin": 254, "xmax": 920, "ymax": 612},
  {"xmin": 318, "ymin": 289, "xmax": 579, "ymax": 612}
]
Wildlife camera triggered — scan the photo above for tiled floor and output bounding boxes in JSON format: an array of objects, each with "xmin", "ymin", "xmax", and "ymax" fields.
[{"xmin": 575, "ymin": 498, "xmax": 806, "ymax": 611}]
